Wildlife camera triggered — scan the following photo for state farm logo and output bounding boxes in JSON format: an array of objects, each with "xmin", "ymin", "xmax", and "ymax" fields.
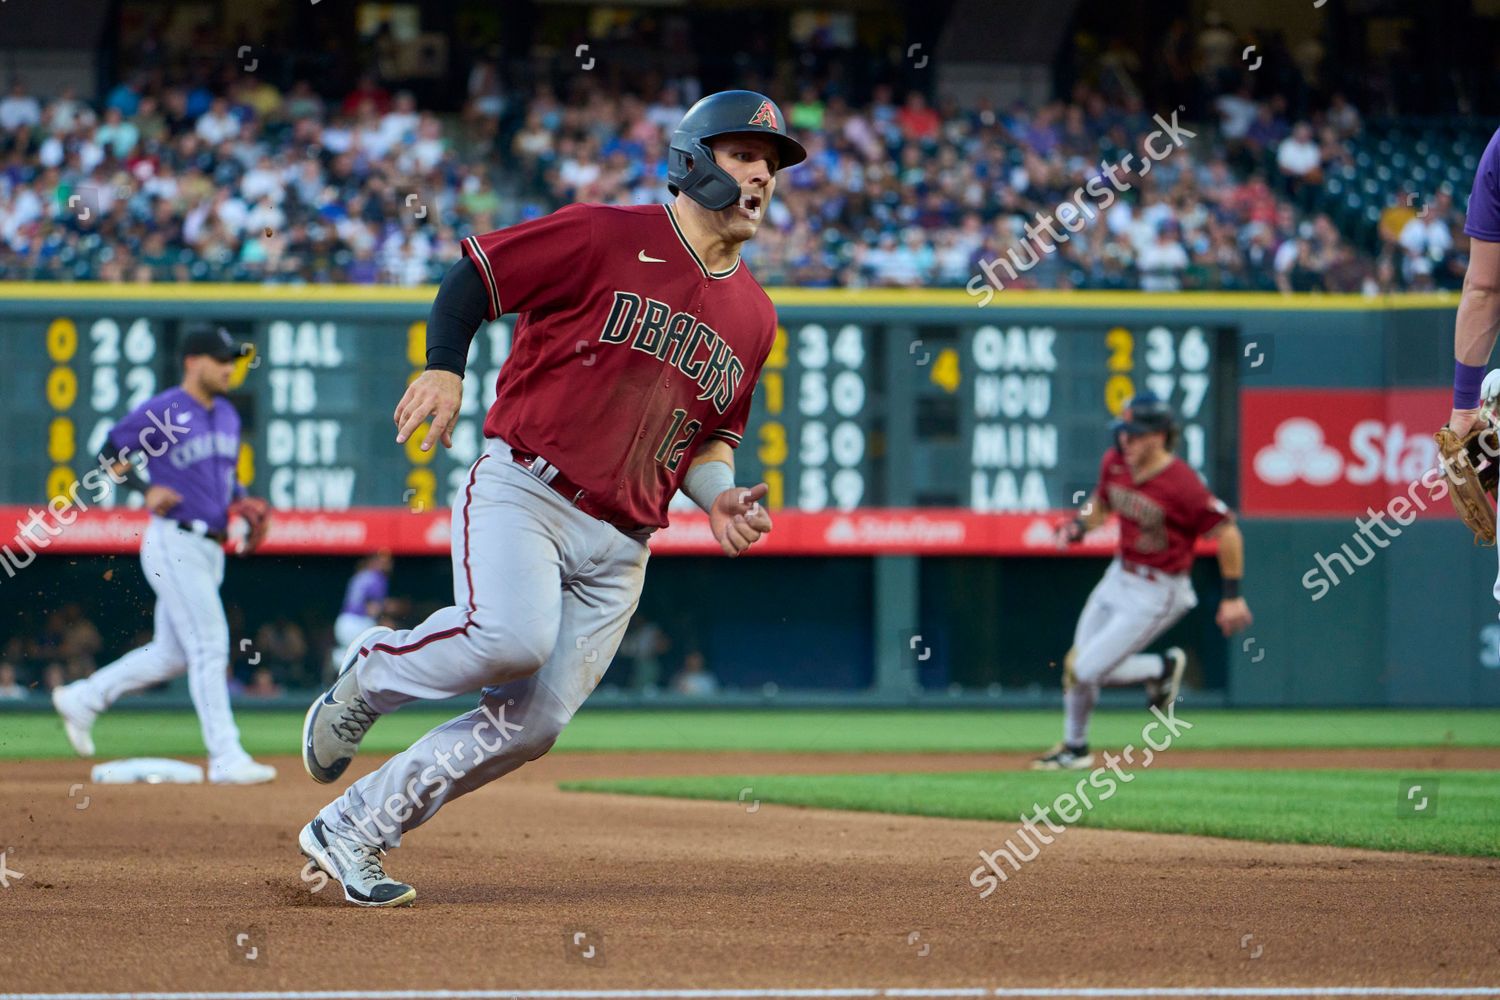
[
  {"xmin": 1253, "ymin": 416, "xmax": 1437, "ymax": 487},
  {"xmin": 1253, "ymin": 418, "xmax": 1342, "ymax": 485},
  {"xmin": 827, "ymin": 518, "xmax": 858, "ymax": 544}
]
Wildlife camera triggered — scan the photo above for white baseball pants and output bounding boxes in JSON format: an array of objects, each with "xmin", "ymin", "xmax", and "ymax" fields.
[
  {"xmin": 69, "ymin": 517, "xmax": 249, "ymax": 767},
  {"xmin": 1063, "ymin": 558, "xmax": 1197, "ymax": 747},
  {"xmin": 318, "ymin": 438, "xmax": 649, "ymax": 850}
]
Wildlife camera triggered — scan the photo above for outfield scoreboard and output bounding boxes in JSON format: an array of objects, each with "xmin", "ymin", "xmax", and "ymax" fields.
[
  {"xmin": 3, "ymin": 313, "xmax": 511, "ymax": 513},
  {"xmin": 733, "ymin": 319, "xmax": 1233, "ymax": 511},
  {"xmin": 0, "ymin": 299, "xmax": 1236, "ymax": 515}
]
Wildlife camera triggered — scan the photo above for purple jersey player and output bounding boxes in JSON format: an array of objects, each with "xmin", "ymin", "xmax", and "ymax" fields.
[
  {"xmin": 333, "ymin": 552, "xmax": 393, "ymax": 669},
  {"xmin": 51, "ymin": 327, "xmax": 277, "ymax": 784},
  {"xmin": 1446, "ymin": 127, "xmax": 1500, "ymax": 629}
]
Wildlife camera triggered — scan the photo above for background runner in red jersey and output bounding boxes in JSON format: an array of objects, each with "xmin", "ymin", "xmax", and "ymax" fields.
[{"xmin": 1035, "ymin": 392, "xmax": 1254, "ymax": 772}]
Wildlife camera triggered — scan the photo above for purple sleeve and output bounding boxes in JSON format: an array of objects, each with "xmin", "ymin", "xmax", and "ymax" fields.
[
  {"xmin": 1464, "ymin": 127, "xmax": 1500, "ymax": 242},
  {"xmin": 106, "ymin": 391, "xmax": 168, "ymax": 454},
  {"xmin": 346, "ymin": 571, "xmax": 387, "ymax": 613}
]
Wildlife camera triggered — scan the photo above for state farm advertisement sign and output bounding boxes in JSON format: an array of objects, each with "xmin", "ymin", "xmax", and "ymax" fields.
[{"xmin": 1240, "ymin": 387, "xmax": 1453, "ymax": 516}]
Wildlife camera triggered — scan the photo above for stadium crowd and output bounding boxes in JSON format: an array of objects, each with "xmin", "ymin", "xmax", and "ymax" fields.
[
  {"xmin": 0, "ymin": 602, "xmax": 316, "ymax": 700},
  {"xmin": 0, "ymin": 57, "xmax": 1472, "ymax": 292},
  {"xmin": 0, "ymin": 601, "xmax": 711, "ymax": 701}
]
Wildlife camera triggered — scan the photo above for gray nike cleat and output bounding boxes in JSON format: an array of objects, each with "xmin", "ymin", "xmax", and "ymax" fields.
[
  {"xmin": 299, "ymin": 817, "xmax": 415, "ymax": 907},
  {"xmin": 302, "ymin": 625, "xmax": 391, "ymax": 783}
]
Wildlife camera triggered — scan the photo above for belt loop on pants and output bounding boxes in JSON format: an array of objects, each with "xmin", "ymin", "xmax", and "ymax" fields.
[
  {"xmin": 510, "ymin": 450, "xmax": 644, "ymax": 535},
  {"xmin": 518, "ymin": 453, "xmax": 585, "ymax": 504}
]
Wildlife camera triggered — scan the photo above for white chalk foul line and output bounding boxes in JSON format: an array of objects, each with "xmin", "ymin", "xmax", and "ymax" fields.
[{"xmin": 4, "ymin": 988, "xmax": 1500, "ymax": 1000}]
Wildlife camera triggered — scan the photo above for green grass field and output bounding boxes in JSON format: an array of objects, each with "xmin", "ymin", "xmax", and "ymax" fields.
[
  {"xmin": 3, "ymin": 706, "xmax": 1500, "ymax": 760},
  {"xmin": 6, "ymin": 706, "xmax": 1496, "ymax": 857},
  {"xmin": 562, "ymin": 769, "xmax": 1500, "ymax": 857}
]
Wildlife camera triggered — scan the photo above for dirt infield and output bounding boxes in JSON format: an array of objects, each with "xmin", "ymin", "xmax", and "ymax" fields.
[{"xmin": 2, "ymin": 749, "xmax": 1497, "ymax": 995}]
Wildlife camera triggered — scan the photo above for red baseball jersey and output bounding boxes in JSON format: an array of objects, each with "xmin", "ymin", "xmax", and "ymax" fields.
[
  {"xmin": 1095, "ymin": 450, "xmax": 1231, "ymax": 574},
  {"xmin": 462, "ymin": 203, "xmax": 775, "ymax": 529}
]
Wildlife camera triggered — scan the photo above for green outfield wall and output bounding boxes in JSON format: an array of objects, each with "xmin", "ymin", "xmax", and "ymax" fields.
[{"xmin": 0, "ymin": 285, "xmax": 1488, "ymax": 705}]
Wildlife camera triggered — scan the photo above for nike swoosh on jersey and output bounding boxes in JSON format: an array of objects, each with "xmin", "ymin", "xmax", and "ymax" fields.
[{"xmin": 638, "ymin": 250, "xmax": 667, "ymax": 263}]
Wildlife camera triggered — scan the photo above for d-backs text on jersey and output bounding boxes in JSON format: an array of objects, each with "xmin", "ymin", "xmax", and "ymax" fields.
[{"xmin": 598, "ymin": 291, "xmax": 747, "ymax": 415}]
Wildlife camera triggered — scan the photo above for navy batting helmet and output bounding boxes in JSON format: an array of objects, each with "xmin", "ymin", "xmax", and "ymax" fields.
[
  {"xmin": 1111, "ymin": 392, "xmax": 1179, "ymax": 448},
  {"xmin": 667, "ymin": 90, "xmax": 807, "ymax": 211}
]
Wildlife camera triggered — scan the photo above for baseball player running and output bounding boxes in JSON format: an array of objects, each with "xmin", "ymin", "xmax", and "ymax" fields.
[
  {"xmin": 297, "ymin": 90, "xmax": 803, "ymax": 906},
  {"xmin": 1034, "ymin": 393, "xmax": 1253, "ymax": 771},
  {"xmin": 51, "ymin": 326, "xmax": 277, "ymax": 784}
]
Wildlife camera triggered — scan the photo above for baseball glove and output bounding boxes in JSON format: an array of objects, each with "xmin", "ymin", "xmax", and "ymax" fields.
[
  {"xmin": 1434, "ymin": 422, "xmax": 1500, "ymax": 545},
  {"xmin": 227, "ymin": 496, "xmax": 272, "ymax": 554}
]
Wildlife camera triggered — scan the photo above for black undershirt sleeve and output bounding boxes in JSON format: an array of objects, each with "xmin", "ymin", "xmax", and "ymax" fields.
[{"xmin": 424, "ymin": 256, "xmax": 489, "ymax": 377}]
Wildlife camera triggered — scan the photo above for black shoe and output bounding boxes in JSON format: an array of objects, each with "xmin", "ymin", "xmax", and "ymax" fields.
[
  {"xmin": 1031, "ymin": 743, "xmax": 1094, "ymax": 771},
  {"xmin": 1146, "ymin": 647, "xmax": 1186, "ymax": 711}
]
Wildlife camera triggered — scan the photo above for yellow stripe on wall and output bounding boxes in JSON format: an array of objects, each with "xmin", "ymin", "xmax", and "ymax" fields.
[{"xmin": 0, "ymin": 282, "xmax": 1460, "ymax": 311}]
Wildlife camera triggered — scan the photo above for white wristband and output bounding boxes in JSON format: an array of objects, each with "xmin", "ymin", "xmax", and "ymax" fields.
[{"xmin": 683, "ymin": 460, "xmax": 735, "ymax": 514}]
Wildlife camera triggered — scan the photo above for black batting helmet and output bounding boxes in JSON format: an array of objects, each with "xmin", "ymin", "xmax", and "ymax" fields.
[
  {"xmin": 1111, "ymin": 392, "xmax": 1179, "ymax": 449},
  {"xmin": 180, "ymin": 324, "xmax": 247, "ymax": 363},
  {"xmin": 667, "ymin": 90, "xmax": 807, "ymax": 211}
]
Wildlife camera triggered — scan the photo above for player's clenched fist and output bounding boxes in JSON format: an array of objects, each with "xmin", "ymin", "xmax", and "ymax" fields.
[
  {"xmin": 394, "ymin": 370, "xmax": 463, "ymax": 452},
  {"xmin": 710, "ymin": 482, "xmax": 773, "ymax": 557},
  {"xmin": 1215, "ymin": 596, "xmax": 1253, "ymax": 636}
]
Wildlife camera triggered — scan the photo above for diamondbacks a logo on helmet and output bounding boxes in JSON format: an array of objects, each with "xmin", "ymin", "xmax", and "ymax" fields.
[{"xmin": 748, "ymin": 100, "xmax": 778, "ymax": 130}]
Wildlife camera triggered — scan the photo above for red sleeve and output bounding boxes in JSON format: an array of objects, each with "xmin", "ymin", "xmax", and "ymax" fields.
[
  {"xmin": 461, "ymin": 204, "xmax": 596, "ymax": 320},
  {"xmin": 1180, "ymin": 468, "xmax": 1232, "ymax": 536}
]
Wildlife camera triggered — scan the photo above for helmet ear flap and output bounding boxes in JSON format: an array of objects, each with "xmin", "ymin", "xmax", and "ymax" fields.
[{"xmin": 668, "ymin": 136, "xmax": 741, "ymax": 211}]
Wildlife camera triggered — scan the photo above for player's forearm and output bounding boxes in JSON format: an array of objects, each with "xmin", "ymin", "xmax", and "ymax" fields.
[
  {"xmin": 1456, "ymin": 287, "xmax": 1500, "ymax": 366},
  {"xmin": 97, "ymin": 444, "xmax": 147, "ymax": 493},
  {"xmin": 1081, "ymin": 493, "xmax": 1110, "ymax": 531},
  {"xmin": 684, "ymin": 444, "xmax": 736, "ymax": 514},
  {"xmin": 424, "ymin": 257, "xmax": 489, "ymax": 377},
  {"xmin": 1453, "ymin": 241, "xmax": 1500, "ymax": 408},
  {"xmin": 1214, "ymin": 522, "xmax": 1245, "ymax": 582}
]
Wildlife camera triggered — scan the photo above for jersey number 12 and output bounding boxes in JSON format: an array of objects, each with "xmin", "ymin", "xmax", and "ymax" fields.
[{"xmin": 655, "ymin": 408, "xmax": 702, "ymax": 473}]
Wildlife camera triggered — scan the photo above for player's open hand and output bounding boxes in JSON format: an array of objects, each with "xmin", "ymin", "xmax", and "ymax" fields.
[
  {"xmin": 1216, "ymin": 596, "xmax": 1253, "ymax": 636},
  {"xmin": 394, "ymin": 370, "xmax": 463, "ymax": 452},
  {"xmin": 144, "ymin": 485, "xmax": 181, "ymax": 515},
  {"xmin": 710, "ymin": 482, "xmax": 773, "ymax": 557}
]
